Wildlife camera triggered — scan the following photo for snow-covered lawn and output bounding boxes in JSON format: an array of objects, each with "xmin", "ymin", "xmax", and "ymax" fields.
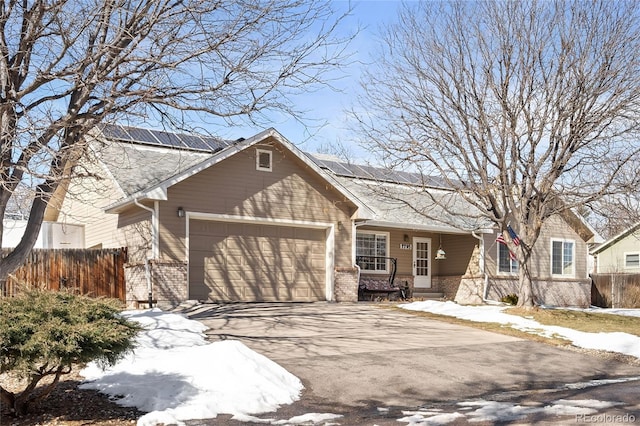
[
  {"xmin": 396, "ymin": 301, "xmax": 640, "ymax": 425},
  {"xmin": 400, "ymin": 300, "xmax": 640, "ymax": 359},
  {"xmin": 79, "ymin": 302, "xmax": 640, "ymax": 426}
]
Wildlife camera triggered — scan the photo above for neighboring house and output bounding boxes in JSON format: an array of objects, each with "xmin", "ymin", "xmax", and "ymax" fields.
[
  {"xmin": 2, "ymin": 219, "xmax": 84, "ymax": 249},
  {"xmin": 46, "ymin": 124, "xmax": 598, "ymax": 307},
  {"xmin": 591, "ymin": 222, "xmax": 640, "ymax": 274}
]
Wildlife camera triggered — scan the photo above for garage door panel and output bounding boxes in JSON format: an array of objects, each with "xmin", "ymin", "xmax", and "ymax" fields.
[
  {"xmin": 278, "ymin": 227, "xmax": 295, "ymax": 238},
  {"xmin": 190, "ymin": 236, "xmax": 225, "ymax": 251},
  {"xmin": 189, "ymin": 220, "xmax": 326, "ymax": 302},
  {"xmin": 190, "ymin": 221, "xmax": 228, "ymax": 237}
]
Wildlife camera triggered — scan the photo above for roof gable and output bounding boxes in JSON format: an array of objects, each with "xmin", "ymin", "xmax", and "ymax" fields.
[
  {"xmin": 99, "ymin": 126, "xmax": 374, "ymax": 218},
  {"xmin": 591, "ymin": 222, "xmax": 640, "ymax": 254}
]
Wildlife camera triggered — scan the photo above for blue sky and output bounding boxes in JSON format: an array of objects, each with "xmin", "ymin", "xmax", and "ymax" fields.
[{"xmin": 210, "ymin": 1, "xmax": 404, "ymax": 158}]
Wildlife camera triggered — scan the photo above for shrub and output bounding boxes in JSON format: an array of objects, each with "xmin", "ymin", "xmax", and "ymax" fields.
[
  {"xmin": 500, "ymin": 293, "xmax": 519, "ymax": 305},
  {"xmin": 0, "ymin": 289, "xmax": 141, "ymax": 416}
]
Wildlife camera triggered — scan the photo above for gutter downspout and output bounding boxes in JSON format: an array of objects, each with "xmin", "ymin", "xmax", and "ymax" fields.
[
  {"xmin": 472, "ymin": 230, "xmax": 495, "ymax": 303},
  {"xmin": 134, "ymin": 198, "xmax": 158, "ymax": 308}
]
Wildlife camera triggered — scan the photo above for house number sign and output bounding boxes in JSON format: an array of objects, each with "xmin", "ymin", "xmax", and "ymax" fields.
[{"xmin": 399, "ymin": 243, "xmax": 412, "ymax": 250}]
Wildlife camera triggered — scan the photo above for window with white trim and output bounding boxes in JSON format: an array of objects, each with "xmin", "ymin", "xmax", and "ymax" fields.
[
  {"xmin": 256, "ymin": 149, "xmax": 272, "ymax": 171},
  {"xmin": 356, "ymin": 231, "xmax": 389, "ymax": 273},
  {"xmin": 551, "ymin": 239, "xmax": 575, "ymax": 276},
  {"xmin": 625, "ymin": 252, "xmax": 640, "ymax": 269},
  {"xmin": 497, "ymin": 243, "xmax": 518, "ymax": 274}
]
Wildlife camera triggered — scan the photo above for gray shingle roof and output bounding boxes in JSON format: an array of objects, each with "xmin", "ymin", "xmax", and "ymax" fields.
[
  {"xmin": 92, "ymin": 137, "xmax": 214, "ymax": 197},
  {"xmin": 93, "ymin": 125, "xmax": 490, "ymax": 232},
  {"xmin": 333, "ymin": 176, "xmax": 491, "ymax": 232}
]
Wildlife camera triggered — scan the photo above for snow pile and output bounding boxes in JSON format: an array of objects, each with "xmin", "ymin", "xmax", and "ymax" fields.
[
  {"xmin": 401, "ymin": 301, "xmax": 640, "ymax": 359},
  {"xmin": 398, "ymin": 399, "xmax": 625, "ymax": 425},
  {"xmin": 80, "ymin": 309, "xmax": 303, "ymax": 426}
]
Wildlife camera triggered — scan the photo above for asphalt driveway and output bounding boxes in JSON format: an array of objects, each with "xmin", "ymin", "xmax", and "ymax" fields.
[{"xmin": 184, "ymin": 302, "xmax": 640, "ymax": 422}]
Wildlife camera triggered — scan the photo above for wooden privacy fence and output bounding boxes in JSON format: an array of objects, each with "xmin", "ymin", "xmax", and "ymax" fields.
[
  {"xmin": 2, "ymin": 248, "xmax": 128, "ymax": 302},
  {"xmin": 591, "ymin": 273, "xmax": 640, "ymax": 308}
]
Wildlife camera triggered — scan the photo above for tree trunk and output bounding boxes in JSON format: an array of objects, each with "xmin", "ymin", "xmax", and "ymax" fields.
[
  {"xmin": 518, "ymin": 260, "xmax": 535, "ymax": 308},
  {"xmin": 0, "ymin": 189, "xmax": 49, "ymax": 291},
  {"xmin": 0, "ymin": 386, "xmax": 16, "ymax": 414}
]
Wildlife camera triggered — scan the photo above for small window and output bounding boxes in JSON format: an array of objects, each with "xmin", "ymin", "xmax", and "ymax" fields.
[
  {"xmin": 256, "ymin": 149, "xmax": 272, "ymax": 171},
  {"xmin": 625, "ymin": 253, "xmax": 640, "ymax": 269},
  {"xmin": 498, "ymin": 243, "xmax": 518, "ymax": 274},
  {"xmin": 551, "ymin": 239, "xmax": 575, "ymax": 277}
]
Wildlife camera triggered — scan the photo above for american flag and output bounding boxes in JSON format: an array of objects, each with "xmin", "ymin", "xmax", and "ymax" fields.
[
  {"xmin": 496, "ymin": 233, "xmax": 517, "ymax": 260},
  {"xmin": 507, "ymin": 224, "xmax": 521, "ymax": 246}
]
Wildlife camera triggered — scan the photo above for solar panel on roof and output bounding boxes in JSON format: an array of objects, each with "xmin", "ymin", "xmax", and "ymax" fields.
[
  {"xmin": 323, "ymin": 160, "xmax": 356, "ymax": 177},
  {"xmin": 385, "ymin": 170, "xmax": 413, "ymax": 184},
  {"xmin": 358, "ymin": 164, "xmax": 397, "ymax": 181},
  {"xmin": 149, "ymin": 129, "xmax": 186, "ymax": 148},
  {"xmin": 201, "ymin": 135, "xmax": 226, "ymax": 151},
  {"xmin": 101, "ymin": 124, "xmax": 131, "ymax": 141},
  {"xmin": 175, "ymin": 134, "xmax": 208, "ymax": 151},
  {"xmin": 125, "ymin": 127, "xmax": 158, "ymax": 145},
  {"xmin": 309, "ymin": 155, "xmax": 326, "ymax": 167},
  {"xmin": 336, "ymin": 162, "xmax": 371, "ymax": 180},
  {"xmin": 396, "ymin": 170, "xmax": 423, "ymax": 185}
]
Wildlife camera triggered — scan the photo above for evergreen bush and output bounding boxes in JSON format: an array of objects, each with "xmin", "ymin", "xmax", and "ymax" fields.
[
  {"xmin": 0, "ymin": 289, "xmax": 141, "ymax": 415},
  {"xmin": 500, "ymin": 293, "xmax": 519, "ymax": 305}
]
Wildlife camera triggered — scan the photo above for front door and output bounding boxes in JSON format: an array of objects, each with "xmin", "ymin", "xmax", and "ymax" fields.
[{"xmin": 413, "ymin": 237, "xmax": 431, "ymax": 288}]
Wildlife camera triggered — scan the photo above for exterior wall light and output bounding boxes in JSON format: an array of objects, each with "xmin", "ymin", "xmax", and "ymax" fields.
[
  {"xmin": 177, "ymin": 207, "xmax": 185, "ymax": 218},
  {"xmin": 435, "ymin": 234, "xmax": 446, "ymax": 260}
]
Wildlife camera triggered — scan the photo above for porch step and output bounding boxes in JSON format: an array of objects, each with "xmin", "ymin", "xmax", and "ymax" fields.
[{"xmin": 411, "ymin": 290, "xmax": 445, "ymax": 300}]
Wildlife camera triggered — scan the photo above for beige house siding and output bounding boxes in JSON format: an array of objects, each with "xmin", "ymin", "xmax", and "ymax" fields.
[
  {"xmin": 596, "ymin": 230, "xmax": 640, "ymax": 273},
  {"xmin": 159, "ymin": 139, "xmax": 355, "ymax": 265},
  {"xmin": 356, "ymin": 226, "xmax": 476, "ymax": 278},
  {"xmin": 484, "ymin": 215, "xmax": 588, "ymax": 280},
  {"xmin": 57, "ymin": 156, "xmax": 125, "ymax": 249},
  {"xmin": 59, "ymin": 161, "xmax": 152, "ymax": 263},
  {"xmin": 116, "ymin": 204, "xmax": 153, "ymax": 264}
]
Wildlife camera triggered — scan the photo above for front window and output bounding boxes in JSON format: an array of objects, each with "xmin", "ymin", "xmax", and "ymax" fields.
[
  {"xmin": 551, "ymin": 239, "xmax": 574, "ymax": 276},
  {"xmin": 498, "ymin": 243, "xmax": 518, "ymax": 274},
  {"xmin": 356, "ymin": 232, "xmax": 388, "ymax": 272}
]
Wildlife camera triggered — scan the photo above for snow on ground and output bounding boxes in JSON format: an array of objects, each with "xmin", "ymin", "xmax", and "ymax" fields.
[
  {"xmin": 583, "ymin": 307, "xmax": 640, "ymax": 318},
  {"xmin": 400, "ymin": 300, "xmax": 640, "ymax": 359},
  {"xmin": 79, "ymin": 309, "xmax": 315, "ymax": 426},
  {"xmin": 397, "ymin": 399, "xmax": 626, "ymax": 425},
  {"xmin": 393, "ymin": 301, "xmax": 640, "ymax": 425},
  {"xmin": 77, "ymin": 303, "xmax": 639, "ymax": 426}
]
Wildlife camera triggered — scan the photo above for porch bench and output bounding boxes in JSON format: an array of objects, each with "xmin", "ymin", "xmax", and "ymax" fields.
[{"xmin": 358, "ymin": 278, "xmax": 406, "ymax": 301}]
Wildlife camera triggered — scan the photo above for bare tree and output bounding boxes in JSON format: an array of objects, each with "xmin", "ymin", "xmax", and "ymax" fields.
[
  {"xmin": 0, "ymin": 0, "xmax": 353, "ymax": 286},
  {"xmin": 588, "ymin": 194, "xmax": 640, "ymax": 239},
  {"xmin": 354, "ymin": 0, "xmax": 640, "ymax": 307}
]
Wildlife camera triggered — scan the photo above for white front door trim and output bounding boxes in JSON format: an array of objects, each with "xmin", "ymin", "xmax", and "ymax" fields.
[{"xmin": 413, "ymin": 237, "xmax": 432, "ymax": 288}]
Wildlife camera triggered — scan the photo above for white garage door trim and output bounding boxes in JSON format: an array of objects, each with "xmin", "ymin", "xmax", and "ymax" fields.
[{"xmin": 185, "ymin": 211, "xmax": 335, "ymax": 301}]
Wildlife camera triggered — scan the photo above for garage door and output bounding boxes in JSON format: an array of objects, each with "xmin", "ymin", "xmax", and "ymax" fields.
[{"xmin": 189, "ymin": 220, "xmax": 326, "ymax": 302}]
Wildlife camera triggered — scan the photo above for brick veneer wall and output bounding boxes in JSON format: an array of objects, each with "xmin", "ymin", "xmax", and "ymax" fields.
[
  {"xmin": 433, "ymin": 275, "xmax": 462, "ymax": 300},
  {"xmin": 334, "ymin": 267, "xmax": 359, "ymax": 302},
  {"xmin": 124, "ymin": 260, "xmax": 188, "ymax": 308}
]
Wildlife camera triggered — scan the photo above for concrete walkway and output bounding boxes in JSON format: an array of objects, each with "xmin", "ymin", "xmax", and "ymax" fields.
[{"xmin": 186, "ymin": 302, "xmax": 640, "ymax": 411}]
